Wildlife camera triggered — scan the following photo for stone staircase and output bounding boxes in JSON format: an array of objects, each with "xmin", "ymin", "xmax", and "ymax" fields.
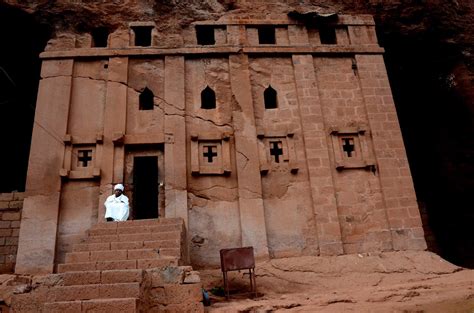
[{"xmin": 11, "ymin": 218, "xmax": 203, "ymax": 313}]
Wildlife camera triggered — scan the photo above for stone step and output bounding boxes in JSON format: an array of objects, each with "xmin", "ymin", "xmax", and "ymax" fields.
[
  {"xmin": 90, "ymin": 218, "xmax": 183, "ymax": 230},
  {"xmin": 68, "ymin": 247, "xmax": 181, "ymax": 262},
  {"xmin": 57, "ymin": 257, "xmax": 178, "ymax": 273},
  {"xmin": 65, "ymin": 248, "xmax": 164, "ymax": 263},
  {"xmin": 88, "ymin": 223, "xmax": 182, "ymax": 236},
  {"xmin": 51, "ymin": 282, "xmax": 140, "ymax": 302},
  {"xmin": 73, "ymin": 239, "xmax": 180, "ymax": 252},
  {"xmin": 44, "ymin": 297, "xmax": 138, "ymax": 312},
  {"xmin": 58, "ymin": 269, "xmax": 143, "ymax": 286},
  {"xmin": 85, "ymin": 231, "xmax": 181, "ymax": 244}
]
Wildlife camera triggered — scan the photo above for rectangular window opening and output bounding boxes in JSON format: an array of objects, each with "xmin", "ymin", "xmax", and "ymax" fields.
[
  {"xmin": 196, "ymin": 25, "xmax": 215, "ymax": 45},
  {"xmin": 91, "ymin": 27, "xmax": 109, "ymax": 48},
  {"xmin": 319, "ymin": 26, "xmax": 337, "ymax": 45},
  {"xmin": 132, "ymin": 26, "xmax": 153, "ymax": 47},
  {"xmin": 258, "ymin": 26, "xmax": 276, "ymax": 44}
]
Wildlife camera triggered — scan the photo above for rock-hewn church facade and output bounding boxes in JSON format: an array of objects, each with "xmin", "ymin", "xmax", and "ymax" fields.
[{"xmin": 16, "ymin": 12, "xmax": 426, "ymax": 274}]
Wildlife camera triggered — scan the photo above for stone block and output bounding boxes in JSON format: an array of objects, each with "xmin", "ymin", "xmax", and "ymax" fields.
[
  {"xmin": 0, "ymin": 229, "xmax": 12, "ymax": 236},
  {"xmin": 153, "ymin": 283, "xmax": 202, "ymax": 305},
  {"xmin": 75, "ymin": 33, "xmax": 92, "ymax": 48},
  {"xmin": 2, "ymin": 212, "xmax": 21, "ymax": 221},
  {"xmin": 128, "ymin": 249, "xmax": 159, "ymax": 260},
  {"xmin": 150, "ymin": 266, "xmax": 185, "ymax": 286},
  {"xmin": 0, "ymin": 221, "xmax": 11, "ymax": 228},
  {"xmin": 87, "ymin": 235, "xmax": 120, "ymax": 243},
  {"xmin": 156, "ymin": 302, "xmax": 204, "ymax": 313},
  {"xmin": 101, "ymin": 269, "xmax": 143, "ymax": 284},
  {"xmin": 60, "ymin": 271, "xmax": 101, "ymax": 286},
  {"xmin": 5, "ymin": 254, "xmax": 16, "ymax": 263},
  {"xmin": 44, "ymin": 301, "xmax": 82, "ymax": 313},
  {"xmin": 11, "ymin": 292, "xmax": 51, "ymax": 313},
  {"xmin": 40, "ymin": 59, "xmax": 74, "ymax": 78},
  {"xmin": 53, "ymin": 284, "xmax": 101, "ymax": 301},
  {"xmin": 183, "ymin": 271, "xmax": 201, "ymax": 284},
  {"xmin": 15, "ymin": 193, "xmax": 62, "ymax": 275},
  {"xmin": 137, "ymin": 258, "xmax": 177, "ymax": 269},
  {"xmin": 116, "ymin": 226, "xmax": 152, "ymax": 234},
  {"xmin": 98, "ymin": 282, "xmax": 141, "ymax": 298},
  {"xmin": 57, "ymin": 262, "xmax": 97, "ymax": 273},
  {"xmin": 73, "ymin": 242, "xmax": 110, "ymax": 252},
  {"xmin": 111, "ymin": 241, "xmax": 144, "ymax": 250},
  {"xmin": 81, "ymin": 298, "xmax": 137, "ymax": 313},
  {"xmin": 96, "ymin": 260, "xmax": 137, "ymax": 271},
  {"xmin": 109, "ymin": 29, "xmax": 130, "ymax": 49},
  {"xmin": 118, "ymin": 232, "xmax": 181, "ymax": 242},
  {"xmin": 65, "ymin": 252, "xmax": 90, "ymax": 263},
  {"xmin": 89, "ymin": 228, "xmax": 118, "ymax": 236},
  {"xmin": 5, "ymin": 237, "xmax": 19, "ymax": 246},
  {"xmin": 0, "ymin": 193, "xmax": 13, "ymax": 201},
  {"xmin": 8, "ymin": 201, "xmax": 23, "ymax": 209},
  {"xmin": 0, "ymin": 202, "xmax": 10, "ymax": 210},
  {"xmin": 160, "ymin": 248, "xmax": 181, "ymax": 258},
  {"xmin": 143, "ymin": 240, "xmax": 180, "ymax": 249},
  {"xmin": 90, "ymin": 250, "xmax": 128, "ymax": 262}
]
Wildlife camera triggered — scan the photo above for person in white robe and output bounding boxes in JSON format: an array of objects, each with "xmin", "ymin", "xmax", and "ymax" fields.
[{"xmin": 104, "ymin": 184, "xmax": 129, "ymax": 222}]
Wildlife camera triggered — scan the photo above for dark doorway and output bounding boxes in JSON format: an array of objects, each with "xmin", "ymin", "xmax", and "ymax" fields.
[{"xmin": 133, "ymin": 156, "xmax": 159, "ymax": 219}]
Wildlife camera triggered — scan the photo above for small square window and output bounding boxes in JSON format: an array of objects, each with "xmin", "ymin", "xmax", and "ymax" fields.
[
  {"xmin": 91, "ymin": 27, "xmax": 109, "ymax": 48},
  {"xmin": 196, "ymin": 25, "xmax": 215, "ymax": 45},
  {"xmin": 320, "ymin": 26, "xmax": 337, "ymax": 44},
  {"xmin": 132, "ymin": 26, "xmax": 153, "ymax": 46},
  {"xmin": 258, "ymin": 26, "xmax": 276, "ymax": 44}
]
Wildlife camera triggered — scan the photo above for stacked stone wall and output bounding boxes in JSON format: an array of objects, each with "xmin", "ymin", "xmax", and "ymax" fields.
[
  {"xmin": 185, "ymin": 57, "xmax": 241, "ymax": 267},
  {"xmin": 249, "ymin": 56, "xmax": 319, "ymax": 258},
  {"xmin": 314, "ymin": 57, "xmax": 392, "ymax": 253},
  {"xmin": 0, "ymin": 192, "xmax": 23, "ymax": 273}
]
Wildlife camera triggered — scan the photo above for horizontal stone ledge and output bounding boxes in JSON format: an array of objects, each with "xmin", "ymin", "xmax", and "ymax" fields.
[
  {"xmin": 40, "ymin": 45, "xmax": 384, "ymax": 59},
  {"xmin": 193, "ymin": 14, "xmax": 375, "ymax": 26}
]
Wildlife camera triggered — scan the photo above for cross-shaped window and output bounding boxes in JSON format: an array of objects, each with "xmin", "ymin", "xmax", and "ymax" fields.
[
  {"xmin": 77, "ymin": 150, "xmax": 93, "ymax": 167},
  {"xmin": 270, "ymin": 141, "xmax": 283, "ymax": 163},
  {"xmin": 203, "ymin": 145, "xmax": 218, "ymax": 163},
  {"xmin": 342, "ymin": 138, "xmax": 355, "ymax": 157}
]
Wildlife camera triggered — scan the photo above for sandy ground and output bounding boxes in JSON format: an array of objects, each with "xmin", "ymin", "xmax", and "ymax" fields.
[{"xmin": 200, "ymin": 251, "xmax": 474, "ymax": 313}]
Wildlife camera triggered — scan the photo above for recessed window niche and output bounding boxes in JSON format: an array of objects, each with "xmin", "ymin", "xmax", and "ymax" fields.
[
  {"xmin": 258, "ymin": 26, "xmax": 276, "ymax": 44},
  {"xmin": 139, "ymin": 87, "xmax": 154, "ymax": 111},
  {"xmin": 196, "ymin": 25, "xmax": 215, "ymax": 45},
  {"xmin": 201, "ymin": 86, "xmax": 216, "ymax": 109},
  {"xmin": 132, "ymin": 26, "xmax": 153, "ymax": 47},
  {"xmin": 91, "ymin": 27, "xmax": 109, "ymax": 48},
  {"xmin": 264, "ymin": 86, "xmax": 278, "ymax": 109}
]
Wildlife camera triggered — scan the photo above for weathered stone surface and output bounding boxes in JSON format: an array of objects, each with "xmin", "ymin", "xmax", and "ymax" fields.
[{"xmin": 183, "ymin": 271, "xmax": 201, "ymax": 284}]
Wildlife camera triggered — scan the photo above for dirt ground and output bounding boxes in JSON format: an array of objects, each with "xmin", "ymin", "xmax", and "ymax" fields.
[{"xmin": 200, "ymin": 251, "xmax": 474, "ymax": 312}]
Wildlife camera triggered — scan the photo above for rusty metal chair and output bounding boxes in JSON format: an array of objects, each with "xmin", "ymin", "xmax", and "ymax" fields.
[{"xmin": 219, "ymin": 246, "xmax": 257, "ymax": 299}]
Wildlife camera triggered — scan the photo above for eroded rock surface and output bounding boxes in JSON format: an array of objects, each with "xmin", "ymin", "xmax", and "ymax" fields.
[{"xmin": 201, "ymin": 251, "xmax": 474, "ymax": 312}]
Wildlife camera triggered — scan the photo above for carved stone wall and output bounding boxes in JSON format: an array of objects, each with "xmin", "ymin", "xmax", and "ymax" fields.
[
  {"xmin": 15, "ymin": 13, "xmax": 426, "ymax": 272},
  {"xmin": 0, "ymin": 193, "xmax": 23, "ymax": 273}
]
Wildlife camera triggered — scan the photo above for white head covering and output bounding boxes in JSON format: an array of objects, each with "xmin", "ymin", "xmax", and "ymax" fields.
[{"xmin": 114, "ymin": 184, "xmax": 124, "ymax": 191}]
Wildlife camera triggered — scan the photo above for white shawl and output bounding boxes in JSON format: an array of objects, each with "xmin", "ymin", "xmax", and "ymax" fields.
[{"xmin": 104, "ymin": 194, "xmax": 130, "ymax": 221}]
